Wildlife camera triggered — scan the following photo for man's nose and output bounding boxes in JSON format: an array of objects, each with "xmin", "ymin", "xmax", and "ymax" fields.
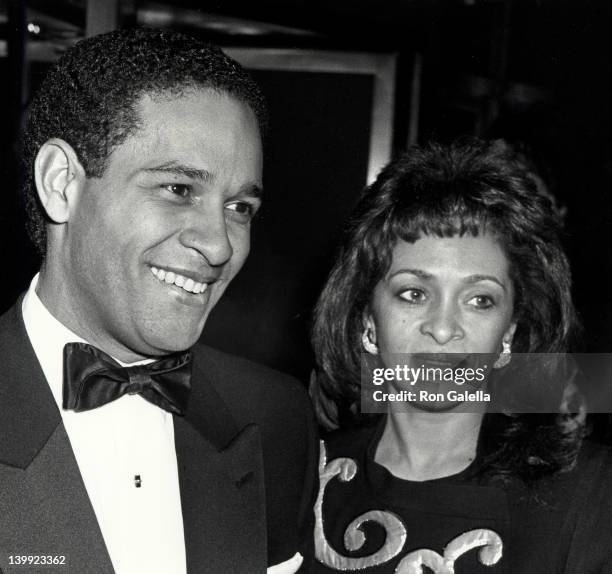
[
  {"xmin": 419, "ymin": 301, "xmax": 464, "ymax": 346},
  {"xmin": 178, "ymin": 210, "xmax": 233, "ymax": 266}
]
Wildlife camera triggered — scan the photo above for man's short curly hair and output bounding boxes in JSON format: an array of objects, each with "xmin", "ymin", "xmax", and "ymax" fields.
[{"xmin": 21, "ymin": 27, "xmax": 267, "ymax": 255}]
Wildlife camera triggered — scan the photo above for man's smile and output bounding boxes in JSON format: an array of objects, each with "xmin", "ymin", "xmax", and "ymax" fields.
[{"xmin": 150, "ymin": 266, "xmax": 210, "ymax": 295}]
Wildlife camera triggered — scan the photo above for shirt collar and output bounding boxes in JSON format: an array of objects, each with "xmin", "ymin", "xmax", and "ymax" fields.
[
  {"xmin": 22, "ymin": 273, "xmax": 152, "ymax": 411},
  {"xmin": 22, "ymin": 273, "xmax": 88, "ymax": 410}
]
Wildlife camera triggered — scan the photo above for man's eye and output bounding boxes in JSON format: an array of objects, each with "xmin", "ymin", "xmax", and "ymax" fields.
[
  {"xmin": 399, "ymin": 288, "xmax": 426, "ymax": 304},
  {"xmin": 225, "ymin": 201, "xmax": 257, "ymax": 221},
  {"xmin": 163, "ymin": 184, "xmax": 191, "ymax": 198},
  {"xmin": 468, "ymin": 295, "xmax": 494, "ymax": 309}
]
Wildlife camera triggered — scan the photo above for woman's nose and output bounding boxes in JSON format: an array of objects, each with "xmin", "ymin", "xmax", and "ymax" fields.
[{"xmin": 419, "ymin": 302, "xmax": 464, "ymax": 345}]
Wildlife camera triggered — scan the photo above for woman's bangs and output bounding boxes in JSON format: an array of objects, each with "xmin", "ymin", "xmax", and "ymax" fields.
[{"xmin": 388, "ymin": 201, "xmax": 488, "ymax": 244}]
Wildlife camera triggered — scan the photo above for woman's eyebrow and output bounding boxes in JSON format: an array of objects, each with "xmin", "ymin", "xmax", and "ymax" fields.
[
  {"xmin": 388, "ymin": 269, "xmax": 508, "ymax": 292},
  {"xmin": 463, "ymin": 274, "xmax": 507, "ymax": 292},
  {"xmin": 388, "ymin": 268, "xmax": 432, "ymax": 280}
]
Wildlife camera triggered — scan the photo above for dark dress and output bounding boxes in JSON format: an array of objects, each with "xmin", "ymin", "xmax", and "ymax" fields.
[{"xmin": 312, "ymin": 417, "xmax": 612, "ymax": 573}]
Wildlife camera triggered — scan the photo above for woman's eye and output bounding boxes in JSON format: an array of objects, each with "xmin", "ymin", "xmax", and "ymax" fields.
[
  {"xmin": 468, "ymin": 295, "xmax": 494, "ymax": 309},
  {"xmin": 163, "ymin": 184, "xmax": 191, "ymax": 198},
  {"xmin": 399, "ymin": 288, "xmax": 426, "ymax": 304}
]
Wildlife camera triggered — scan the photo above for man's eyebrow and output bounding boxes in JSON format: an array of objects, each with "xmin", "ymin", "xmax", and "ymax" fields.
[
  {"xmin": 240, "ymin": 183, "xmax": 264, "ymax": 200},
  {"xmin": 142, "ymin": 164, "xmax": 263, "ymax": 199},
  {"xmin": 143, "ymin": 162, "xmax": 214, "ymax": 181}
]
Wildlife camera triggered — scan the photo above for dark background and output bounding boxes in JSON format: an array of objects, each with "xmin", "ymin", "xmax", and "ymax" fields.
[{"xmin": 1, "ymin": 1, "xmax": 612, "ymax": 438}]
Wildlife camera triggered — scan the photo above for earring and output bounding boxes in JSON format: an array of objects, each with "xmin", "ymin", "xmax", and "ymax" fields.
[
  {"xmin": 494, "ymin": 340, "xmax": 511, "ymax": 369},
  {"xmin": 361, "ymin": 328, "xmax": 378, "ymax": 355}
]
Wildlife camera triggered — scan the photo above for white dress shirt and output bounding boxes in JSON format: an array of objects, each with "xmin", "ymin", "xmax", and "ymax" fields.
[{"xmin": 22, "ymin": 275, "xmax": 187, "ymax": 574}]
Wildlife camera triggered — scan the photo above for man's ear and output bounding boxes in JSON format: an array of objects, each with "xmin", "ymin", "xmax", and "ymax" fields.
[{"xmin": 34, "ymin": 138, "xmax": 86, "ymax": 223}]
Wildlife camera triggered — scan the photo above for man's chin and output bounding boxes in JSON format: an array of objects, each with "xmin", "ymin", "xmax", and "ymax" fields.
[{"xmin": 137, "ymin": 322, "xmax": 206, "ymax": 357}]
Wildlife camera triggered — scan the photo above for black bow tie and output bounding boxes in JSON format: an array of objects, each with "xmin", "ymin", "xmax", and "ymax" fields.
[{"xmin": 62, "ymin": 342, "xmax": 193, "ymax": 415}]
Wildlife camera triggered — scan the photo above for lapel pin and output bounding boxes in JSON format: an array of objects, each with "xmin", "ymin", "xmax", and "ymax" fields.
[{"xmin": 235, "ymin": 470, "xmax": 253, "ymax": 488}]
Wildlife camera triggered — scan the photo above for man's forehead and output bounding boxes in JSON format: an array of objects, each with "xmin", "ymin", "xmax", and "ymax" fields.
[
  {"xmin": 108, "ymin": 87, "xmax": 263, "ymax": 186},
  {"xmin": 125, "ymin": 88, "xmax": 261, "ymax": 151},
  {"xmin": 134, "ymin": 86, "xmax": 255, "ymax": 121}
]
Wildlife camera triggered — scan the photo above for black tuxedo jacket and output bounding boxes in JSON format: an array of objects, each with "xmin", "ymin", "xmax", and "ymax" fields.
[{"xmin": 0, "ymin": 300, "xmax": 317, "ymax": 573}]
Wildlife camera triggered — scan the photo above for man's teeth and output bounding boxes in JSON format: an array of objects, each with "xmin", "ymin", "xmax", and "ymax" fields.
[{"xmin": 150, "ymin": 267, "xmax": 208, "ymax": 294}]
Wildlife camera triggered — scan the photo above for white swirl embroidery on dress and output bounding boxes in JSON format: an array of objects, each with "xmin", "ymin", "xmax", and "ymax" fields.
[
  {"xmin": 394, "ymin": 529, "xmax": 503, "ymax": 573},
  {"xmin": 314, "ymin": 441, "xmax": 407, "ymax": 570},
  {"xmin": 314, "ymin": 441, "xmax": 504, "ymax": 572}
]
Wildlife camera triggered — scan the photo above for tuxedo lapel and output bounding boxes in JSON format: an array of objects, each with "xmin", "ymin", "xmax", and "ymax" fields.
[
  {"xmin": 175, "ymin": 360, "xmax": 267, "ymax": 574},
  {"xmin": 0, "ymin": 299, "xmax": 61, "ymax": 468},
  {"xmin": 0, "ymin": 300, "xmax": 114, "ymax": 573},
  {"xmin": 0, "ymin": 424, "xmax": 115, "ymax": 574}
]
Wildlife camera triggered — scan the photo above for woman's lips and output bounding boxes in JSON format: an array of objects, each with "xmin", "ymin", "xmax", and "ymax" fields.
[{"xmin": 412, "ymin": 352, "xmax": 470, "ymax": 368}]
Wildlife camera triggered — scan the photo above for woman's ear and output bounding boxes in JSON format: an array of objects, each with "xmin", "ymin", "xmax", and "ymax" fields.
[
  {"xmin": 34, "ymin": 138, "xmax": 86, "ymax": 224},
  {"xmin": 504, "ymin": 322, "xmax": 517, "ymax": 348},
  {"xmin": 494, "ymin": 322, "xmax": 517, "ymax": 369},
  {"xmin": 361, "ymin": 312, "xmax": 379, "ymax": 355}
]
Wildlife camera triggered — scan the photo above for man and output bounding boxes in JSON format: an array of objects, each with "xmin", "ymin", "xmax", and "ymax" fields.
[{"xmin": 0, "ymin": 28, "xmax": 315, "ymax": 574}]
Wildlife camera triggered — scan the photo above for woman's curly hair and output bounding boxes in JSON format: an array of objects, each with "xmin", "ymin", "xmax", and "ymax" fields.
[{"xmin": 311, "ymin": 139, "xmax": 585, "ymax": 484}]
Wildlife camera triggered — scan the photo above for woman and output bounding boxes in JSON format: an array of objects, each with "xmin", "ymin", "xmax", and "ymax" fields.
[{"xmin": 310, "ymin": 140, "xmax": 612, "ymax": 573}]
